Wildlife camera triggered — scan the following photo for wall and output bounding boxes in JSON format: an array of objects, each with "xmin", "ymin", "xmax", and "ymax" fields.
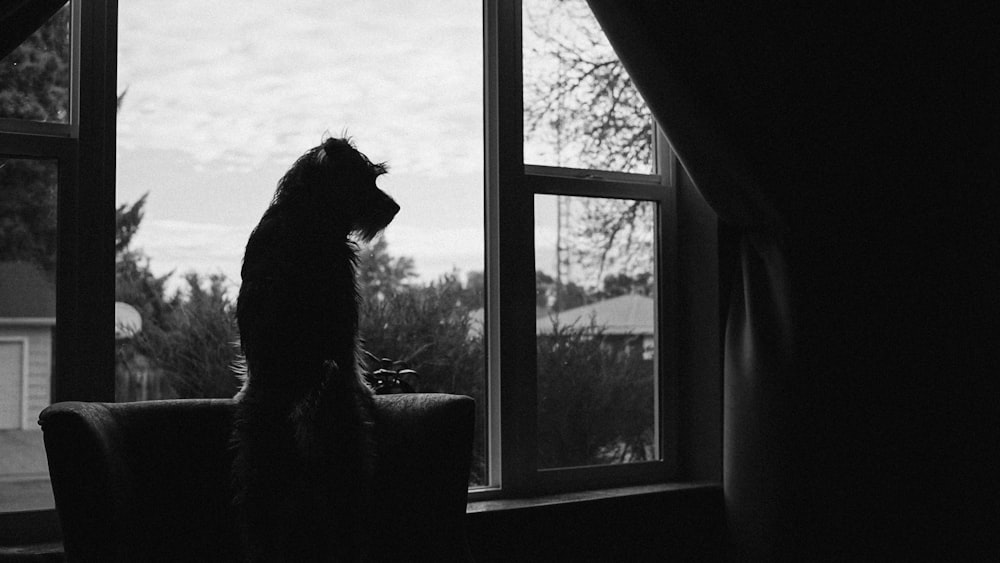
[{"xmin": 0, "ymin": 325, "xmax": 53, "ymax": 430}]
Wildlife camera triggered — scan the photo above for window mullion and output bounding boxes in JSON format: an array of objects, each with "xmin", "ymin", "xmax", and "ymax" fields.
[
  {"xmin": 523, "ymin": 164, "xmax": 662, "ymax": 185},
  {"xmin": 0, "ymin": 134, "xmax": 76, "ymax": 156},
  {"xmin": 53, "ymin": 0, "xmax": 117, "ymax": 402},
  {"xmin": 523, "ymin": 172, "xmax": 668, "ymax": 202},
  {"xmin": 487, "ymin": 0, "xmax": 538, "ymax": 495},
  {"xmin": 655, "ymin": 140, "xmax": 679, "ymax": 479}
]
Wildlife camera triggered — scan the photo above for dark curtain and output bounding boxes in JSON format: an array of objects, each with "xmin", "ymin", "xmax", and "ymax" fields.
[
  {"xmin": 589, "ymin": 1, "xmax": 998, "ymax": 560},
  {"xmin": 0, "ymin": 0, "xmax": 67, "ymax": 59}
]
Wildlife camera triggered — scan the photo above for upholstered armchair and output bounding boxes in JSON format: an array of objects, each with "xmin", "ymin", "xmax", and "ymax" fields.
[{"xmin": 40, "ymin": 394, "xmax": 475, "ymax": 562}]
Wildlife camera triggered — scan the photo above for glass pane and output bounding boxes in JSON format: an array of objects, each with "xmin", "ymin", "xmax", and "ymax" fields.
[
  {"xmin": 0, "ymin": 158, "xmax": 58, "ymax": 510},
  {"xmin": 523, "ymin": 0, "xmax": 654, "ymax": 173},
  {"xmin": 535, "ymin": 194, "xmax": 657, "ymax": 469},
  {"xmin": 0, "ymin": 2, "xmax": 72, "ymax": 123},
  {"xmin": 116, "ymin": 0, "xmax": 487, "ymax": 486}
]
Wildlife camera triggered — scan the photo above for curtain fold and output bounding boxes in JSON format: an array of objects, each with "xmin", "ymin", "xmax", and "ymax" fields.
[
  {"xmin": 588, "ymin": 0, "xmax": 997, "ymax": 559},
  {"xmin": 722, "ymin": 234, "xmax": 796, "ymax": 560},
  {"xmin": 583, "ymin": 1, "xmax": 782, "ymax": 229},
  {"xmin": 0, "ymin": 0, "xmax": 67, "ymax": 60}
]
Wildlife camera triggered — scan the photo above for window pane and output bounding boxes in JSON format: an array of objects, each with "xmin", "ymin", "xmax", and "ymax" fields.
[
  {"xmin": 0, "ymin": 158, "xmax": 58, "ymax": 510},
  {"xmin": 535, "ymin": 194, "xmax": 657, "ymax": 469},
  {"xmin": 523, "ymin": 0, "xmax": 654, "ymax": 173},
  {"xmin": 0, "ymin": 2, "xmax": 72, "ymax": 124},
  {"xmin": 116, "ymin": 0, "xmax": 487, "ymax": 485}
]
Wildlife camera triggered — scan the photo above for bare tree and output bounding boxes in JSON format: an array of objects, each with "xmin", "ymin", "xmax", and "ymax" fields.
[
  {"xmin": 523, "ymin": 0, "xmax": 656, "ymax": 292},
  {"xmin": 523, "ymin": 0, "xmax": 653, "ymax": 172},
  {"xmin": 569, "ymin": 196, "xmax": 654, "ymax": 290}
]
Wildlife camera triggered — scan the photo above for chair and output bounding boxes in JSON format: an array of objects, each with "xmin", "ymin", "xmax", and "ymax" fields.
[{"xmin": 40, "ymin": 394, "xmax": 475, "ymax": 562}]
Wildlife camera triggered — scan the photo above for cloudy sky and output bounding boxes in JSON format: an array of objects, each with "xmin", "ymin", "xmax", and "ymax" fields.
[{"xmin": 116, "ymin": 0, "xmax": 490, "ymax": 292}]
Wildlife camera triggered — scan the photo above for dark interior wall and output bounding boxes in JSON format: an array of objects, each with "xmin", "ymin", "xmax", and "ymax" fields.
[
  {"xmin": 467, "ymin": 486, "xmax": 724, "ymax": 563},
  {"xmin": 676, "ymin": 165, "xmax": 722, "ymax": 482},
  {"xmin": 588, "ymin": 2, "xmax": 998, "ymax": 558}
]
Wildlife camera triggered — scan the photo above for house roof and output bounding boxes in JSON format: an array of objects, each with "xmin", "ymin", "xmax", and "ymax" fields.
[
  {"xmin": 0, "ymin": 261, "xmax": 56, "ymax": 319},
  {"xmin": 536, "ymin": 294, "xmax": 654, "ymax": 336}
]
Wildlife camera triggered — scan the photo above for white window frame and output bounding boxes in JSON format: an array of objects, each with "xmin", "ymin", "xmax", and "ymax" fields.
[{"xmin": 477, "ymin": 0, "xmax": 679, "ymax": 499}]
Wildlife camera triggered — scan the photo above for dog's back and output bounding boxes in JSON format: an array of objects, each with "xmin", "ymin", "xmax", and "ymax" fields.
[{"xmin": 231, "ymin": 137, "xmax": 398, "ymax": 562}]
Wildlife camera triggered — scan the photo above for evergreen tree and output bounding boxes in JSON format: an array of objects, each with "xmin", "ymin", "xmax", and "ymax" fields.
[
  {"xmin": 0, "ymin": 4, "xmax": 70, "ymax": 276},
  {"xmin": 537, "ymin": 319, "xmax": 654, "ymax": 467},
  {"xmin": 115, "ymin": 195, "xmax": 239, "ymax": 400},
  {"xmin": 356, "ymin": 236, "xmax": 416, "ymax": 301},
  {"xmin": 115, "ymin": 194, "xmax": 172, "ymax": 325},
  {"xmin": 0, "ymin": 158, "xmax": 57, "ymax": 276},
  {"xmin": 0, "ymin": 3, "xmax": 71, "ymax": 122}
]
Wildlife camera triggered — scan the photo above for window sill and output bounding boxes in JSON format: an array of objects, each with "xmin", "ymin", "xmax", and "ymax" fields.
[
  {"xmin": 1, "ymin": 482, "xmax": 724, "ymax": 562},
  {"xmin": 0, "ymin": 508, "xmax": 61, "ymax": 547},
  {"xmin": 464, "ymin": 481, "xmax": 724, "ymax": 561},
  {"xmin": 466, "ymin": 481, "xmax": 721, "ymax": 514},
  {"xmin": 3, "ymin": 482, "xmax": 722, "ymax": 533}
]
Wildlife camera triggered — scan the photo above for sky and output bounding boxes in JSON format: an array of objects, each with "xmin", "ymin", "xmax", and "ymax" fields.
[{"xmin": 115, "ymin": 0, "xmax": 495, "ymax": 293}]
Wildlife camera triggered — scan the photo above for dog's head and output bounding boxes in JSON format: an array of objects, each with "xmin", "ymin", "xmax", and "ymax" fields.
[{"xmin": 274, "ymin": 137, "xmax": 399, "ymax": 241}]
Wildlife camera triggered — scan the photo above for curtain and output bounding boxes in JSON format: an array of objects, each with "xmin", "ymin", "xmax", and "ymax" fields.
[
  {"xmin": 588, "ymin": 1, "xmax": 998, "ymax": 560},
  {"xmin": 1, "ymin": 0, "xmax": 67, "ymax": 59}
]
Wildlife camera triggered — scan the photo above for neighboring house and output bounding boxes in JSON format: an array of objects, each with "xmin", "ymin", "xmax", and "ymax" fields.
[
  {"xmin": 471, "ymin": 294, "xmax": 656, "ymax": 359},
  {"xmin": 0, "ymin": 262, "xmax": 55, "ymax": 430},
  {"xmin": 536, "ymin": 294, "xmax": 655, "ymax": 360},
  {"xmin": 466, "ymin": 305, "xmax": 550, "ymax": 339}
]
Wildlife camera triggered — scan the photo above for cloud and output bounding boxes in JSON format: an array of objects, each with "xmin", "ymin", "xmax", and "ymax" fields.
[
  {"xmin": 131, "ymin": 219, "xmax": 250, "ymax": 292},
  {"xmin": 117, "ymin": 0, "xmax": 483, "ymax": 178},
  {"xmin": 377, "ymin": 223, "xmax": 485, "ymax": 281},
  {"xmin": 132, "ymin": 218, "xmax": 486, "ymax": 295},
  {"xmin": 117, "ymin": 1, "xmax": 488, "ymax": 285}
]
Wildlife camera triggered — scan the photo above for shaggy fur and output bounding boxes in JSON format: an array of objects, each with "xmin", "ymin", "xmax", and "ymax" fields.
[{"xmin": 230, "ymin": 137, "xmax": 398, "ymax": 562}]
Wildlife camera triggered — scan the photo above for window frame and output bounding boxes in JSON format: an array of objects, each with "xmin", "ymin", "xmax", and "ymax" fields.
[
  {"xmin": 479, "ymin": 0, "xmax": 680, "ymax": 499},
  {"xmin": 52, "ymin": 0, "xmax": 118, "ymax": 404},
  {"xmin": 0, "ymin": 0, "xmax": 117, "ymax": 521},
  {"xmin": 1, "ymin": 2, "xmax": 715, "ymax": 530}
]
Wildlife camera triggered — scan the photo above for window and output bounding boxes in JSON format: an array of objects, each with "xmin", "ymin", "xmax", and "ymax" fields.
[
  {"xmin": 485, "ymin": 0, "xmax": 677, "ymax": 495},
  {"xmin": 3, "ymin": 1, "xmax": 707, "ymax": 519},
  {"xmin": 0, "ymin": 4, "xmax": 71, "ymax": 513},
  {"xmin": 111, "ymin": 0, "xmax": 674, "ymax": 496},
  {"xmin": 113, "ymin": 0, "xmax": 488, "ymax": 484},
  {"xmin": 0, "ymin": 0, "xmax": 116, "ymax": 515},
  {"xmin": 534, "ymin": 195, "xmax": 659, "ymax": 470}
]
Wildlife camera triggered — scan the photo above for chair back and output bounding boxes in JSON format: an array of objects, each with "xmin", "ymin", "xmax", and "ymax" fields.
[{"xmin": 41, "ymin": 394, "xmax": 475, "ymax": 562}]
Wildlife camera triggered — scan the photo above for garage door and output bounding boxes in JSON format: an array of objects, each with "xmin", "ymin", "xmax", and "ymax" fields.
[{"xmin": 0, "ymin": 341, "xmax": 25, "ymax": 429}]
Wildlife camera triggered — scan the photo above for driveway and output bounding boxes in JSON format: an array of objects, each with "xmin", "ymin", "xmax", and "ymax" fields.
[{"xmin": 0, "ymin": 429, "xmax": 54, "ymax": 511}]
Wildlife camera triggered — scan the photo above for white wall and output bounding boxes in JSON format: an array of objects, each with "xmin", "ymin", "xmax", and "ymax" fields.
[{"xmin": 0, "ymin": 326, "xmax": 53, "ymax": 430}]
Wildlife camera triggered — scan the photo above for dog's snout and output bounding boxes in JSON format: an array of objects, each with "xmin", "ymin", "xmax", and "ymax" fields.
[
  {"xmin": 351, "ymin": 187, "xmax": 400, "ymax": 242},
  {"xmin": 378, "ymin": 190, "xmax": 400, "ymax": 217}
]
